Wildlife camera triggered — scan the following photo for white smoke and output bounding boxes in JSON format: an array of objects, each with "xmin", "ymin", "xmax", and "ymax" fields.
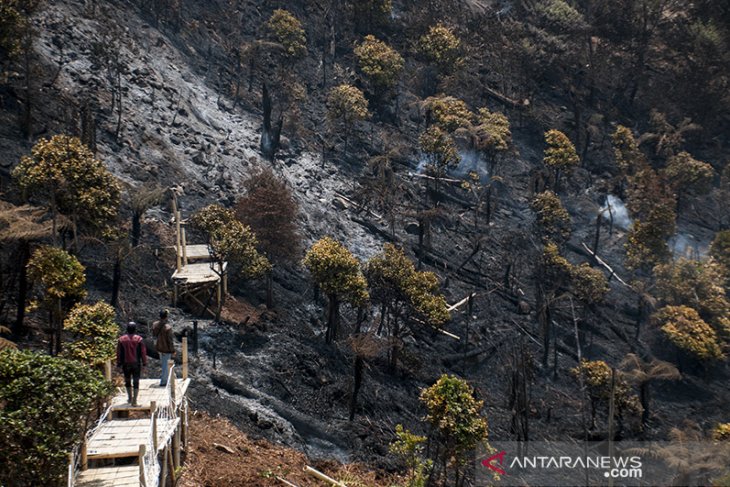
[
  {"xmin": 601, "ymin": 195, "xmax": 632, "ymax": 230},
  {"xmin": 449, "ymin": 150, "xmax": 490, "ymax": 183},
  {"xmin": 670, "ymin": 233, "xmax": 708, "ymax": 260}
]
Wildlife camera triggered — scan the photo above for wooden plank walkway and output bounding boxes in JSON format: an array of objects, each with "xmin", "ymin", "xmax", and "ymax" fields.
[
  {"xmin": 76, "ymin": 466, "xmax": 141, "ymax": 487},
  {"xmin": 86, "ymin": 418, "xmax": 180, "ymax": 460},
  {"xmin": 177, "ymin": 244, "xmax": 211, "ymax": 261},
  {"xmin": 110, "ymin": 379, "xmax": 191, "ymax": 412},
  {"xmin": 171, "ymin": 261, "xmax": 226, "ymax": 285}
]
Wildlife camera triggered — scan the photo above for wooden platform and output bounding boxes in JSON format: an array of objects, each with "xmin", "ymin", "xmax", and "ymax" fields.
[
  {"xmin": 177, "ymin": 244, "xmax": 212, "ymax": 262},
  {"xmin": 87, "ymin": 418, "xmax": 180, "ymax": 460},
  {"xmin": 171, "ymin": 261, "xmax": 226, "ymax": 285},
  {"xmin": 76, "ymin": 466, "xmax": 141, "ymax": 487},
  {"xmin": 110, "ymin": 379, "xmax": 191, "ymax": 412}
]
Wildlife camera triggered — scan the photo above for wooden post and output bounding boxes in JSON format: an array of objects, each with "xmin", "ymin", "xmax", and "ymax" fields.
[
  {"xmin": 172, "ymin": 284, "xmax": 178, "ymax": 307},
  {"xmin": 182, "ymin": 399, "xmax": 188, "ymax": 448},
  {"xmin": 160, "ymin": 446, "xmax": 168, "ymax": 487},
  {"xmin": 67, "ymin": 452, "xmax": 74, "ymax": 484},
  {"xmin": 151, "ymin": 401, "xmax": 158, "ymax": 452},
  {"xmin": 181, "ymin": 228, "xmax": 188, "ymax": 266},
  {"xmin": 81, "ymin": 436, "xmax": 88, "ymax": 471},
  {"xmin": 138, "ymin": 444, "xmax": 147, "ymax": 487},
  {"xmin": 167, "ymin": 445, "xmax": 176, "ymax": 483},
  {"xmin": 104, "ymin": 359, "xmax": 112, "ymax": 381},
  {"xmin": 173, "ymin": 427, "xmax": 181, "ymax": 469},
  {"xmin": 182, "ymin": 337, "xmax": 188, "ymax": 380},
  {"xmin": 223, "ymin": 272, "xmax": 228, "ymax": 295},
  {"xmin": 216, "ymin": 281, "xmax": 221, "ymax": 308},
  {"xmin": 170, "ymin": 361, "xmax": 177, "ymax": 404},
  {"xmin": 173, "ymin": 201, "xmax": 181, "ymax": 273}
]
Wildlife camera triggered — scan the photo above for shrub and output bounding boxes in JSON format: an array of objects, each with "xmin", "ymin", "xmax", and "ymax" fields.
[
  {"xmin": 652, "ymin": 305, "xmax": 724, "ymax": 361},
  {"xmin": 63, "ymin": 301, "xmax": 118, "ymax": 365}
]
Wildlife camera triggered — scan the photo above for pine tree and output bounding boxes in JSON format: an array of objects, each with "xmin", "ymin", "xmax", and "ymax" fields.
[
  {"xmin": 543, "ymin": 129, "xmax": 579, "ymax": 191},
  {"xmin": 303, "ymin": 237, "xmax": 369, "ymax": 344}
]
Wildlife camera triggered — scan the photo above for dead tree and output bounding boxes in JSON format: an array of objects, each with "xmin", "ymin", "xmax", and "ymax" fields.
[{"xmin": 260, "ymin": 83, "xmax": 283, "ymax": 161}]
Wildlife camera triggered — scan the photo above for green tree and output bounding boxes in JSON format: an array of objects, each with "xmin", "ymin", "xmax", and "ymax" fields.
[
  {"xmin": 390, "ymin": 424, "xmax": 433, "ymax": 487},
  {"xmin": 625, "ymin": 204, "xmax": 676, "ymax": 272},
  {"xmin": 471, "ymin": 107, "xmax": 511, "ymax": 165},
  {"xmin": 63, "ymin": 301, "xmax": 118, "ymax": 366},
  {"xmin": 27, "ymin": 245, "xmax": 86, "ymax": 355},
  {"xmin": 0, "ymin": 349, "xmax": 112, "ymax": 487},
  {"xmin": 0, "ymin": 0, "xmax": 25, "ymax": 62},
  {"xmin": 612, "ymin": 125, "xmax": 645, "ymax": 177},
  {"xmin": 235, "ymin": 168, "xmax": 301, "ymax": 308},
  {"xmin": 663, "ymin": 151, "xmax": 715, "ymax": 208},
  {"xmin": 366, "ymin": 244, "xmax": 449, "ymax": 369},
  {"xmin": 303, "ymin": 237, "xmax": 369, "ymax": 344},
  {"xmin": 12, "ymin": 135, "xmax": 121, "ymax": 246},
  {"xmin": 653, "ymin": 258, "xmax": 730, "ymax": 337},
  {"xmin": 191, "ymin": 205, "xmax": 270, "ymax": 319},
  {"xmin": 419, "ymin": 125, "xmax": 460, "ymax": 202},
  {"xmin": 354, "ymin": 35, "xmax": 404, "ymax": 95},
  {"xmin": 423, "ymin": 95, "xmax": 472, "ymax": 133},
  {"xmin": 327, "ymin": 84, "xmax": 370, "ymax": 159},
  {"xmin": 571, "ymin": 359, "xmax": 641, "ymax": 432},
  {"xmin": 571, "ymin": 263, "xmax": 609, "ymax": 306},
  {"xmin": 620, "ymin": 353, "xmax": 680, "ymax": 428},
  {"xmin": 652, "ymin": 305, "xmax": 724, "ymax": 362},
  {"xmin": 267, "ymin": 9, "xmax": 306, "ymax": 59},
  {"xmin": 713, "ymin": 423, "xmax": 730, "ymax": 441},
  {"xmin": 420, "ymin": 374, "xmax": 488, "ymax": 485},
  {"xmin": 543, "ymin": 129, "xmax": 579, "ymax": 192},
  {"xmin": 418, "ymin": 24, "xmax": 462, "ymax": 75},
  {"xmin": 710, "ymin": 229, "xmax": 730, "ymax": 272},
  {"xmin": 530, "ymin": 190, "xmax": 572, "ymax": 244}
]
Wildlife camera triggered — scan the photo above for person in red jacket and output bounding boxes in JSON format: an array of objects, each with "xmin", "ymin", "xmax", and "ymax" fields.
[{"xmin": 117, "ymin": 322, "xmax": 147, "ymax": 406}]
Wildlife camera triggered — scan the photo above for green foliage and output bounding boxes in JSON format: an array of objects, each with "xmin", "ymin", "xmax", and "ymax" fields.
[
  {"xmin": 652, "ymin": 305, "xmax": 724, "ymax": 361},
  {"xmin": 654, "ymin": 259, "xmax": 730, "ymax": 337},
  {"xmin": 26, "ymin": 245, "xmax": 87, "ymax": 314},
  {"xmin": 664, "ymin": 151, "xmax": 715, "ymax": 196},
  {"xmin": 533, "ymin": 0, "xmax": 587, "ymax": 32},
  {"xmin": 63, "ymin": 301, "xmax": 118, "ymax": 365},
  {"xmin": 571, "ymin": 263, "xmax": 609, "ymax": 304},
  {"xmin": 540, "ymin": 242, "xmax": 573, "ymax": 287},
  {"xmin": 710, "ymin": 230, "xmax": 730, "ymax": 272},
  {"xmin": 191, "ymin": 204, "xmax": 271, "ymax": 279},
  {"xmin": 472, "ymin": 107, "xmax": 511, "ymax": 154},
  {"xmin": 530, "ymin": 190, "xmax": 572, "ymax": 243},
  {"xmin": 303, "ymin": 237, "xmax": 369, "ymax": 307},
  {"xmin": 267, "ymin": 9, "xmax": 306, "ymax": 58},
  {"xmin": 418, "ymin": 24, "xmax": 462, "ymax": 74},
  {"xmin": 571, "ymin": 359, "xmax": 641, "ymax": 419},
  {"xmin": 713, "ymin": 423, "xmax": 730, "ymax": 441},
  {"xmin": 327, "ymin": 84, "xmax": 370, "ymax": 127},
  {"xmin": 423, "ymin": 95, "xmax": 472, "ymax": 133},
  {"xmin": 354, "ymin": 35, "xmax": 404, "ymax": 91},
  {"xmin": 612, "ymin": 125, "xmax": 644, "ymax": 176},
  {"xmin": 0, "ymin": 349, "xmax": 112, "ymax": 486},
  {"xmin": 419, "ymin": 126, "xmax": 460, "ymax": 179},
  {"xmin": 625, "ymin": 203, "xmax": 676, "ymax": 272},
  {"xmin": 543, "ymin": 129, "xmax": 580, "ymax": 171},
  {"xmin": 390, "ymin": 424, "xmax": 433, "ymax": 487},
  {"xmin": 366, "ymin": 244, "xmax": 449, "ymax": 327},
  {"xmin": 12, "ymin": 135, "xmax": 121, "ymax": 236},
  {"xmin": 420, "ymin": 375, "xmax": 488, "ymax": 467},
  {"xmin": 0, "ymin": 0, "xmax": 24, "ymax": 60}
]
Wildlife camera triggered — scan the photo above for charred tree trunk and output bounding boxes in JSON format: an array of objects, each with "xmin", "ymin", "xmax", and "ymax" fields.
[
  {"xmin": 325, "ymin": 294, "xmax": 339, "ymax": 344},
  {"xmin": 131, "ymin": 211, "xmax": 142, "ymax": 247},
  {"xmin": 349, "ymin": 355, "xmax": 363, "ymax": 421},
  {"xmin": 13, "ymin": 241, "xmax": 30, "ymax": 338},
  {"xmin": 265, "ymin": 271, "xmax": 273, "ymax": 309},
  {"xmin": 260, "ymin": 84, "xmax": 283, "ymax": 161},
  {"xmin": 110, "ymin": 253, "xmax": 122, "ymax": 308}
]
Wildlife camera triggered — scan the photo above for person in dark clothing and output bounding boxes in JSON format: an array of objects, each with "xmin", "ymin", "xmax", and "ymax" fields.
[
  {"xmin": 117, "ymin": 322, "xmax": 147, "ymax": 406},
  {"xmin": 152, "ymin": 309, "xmax": 175, "ymax": 387}
]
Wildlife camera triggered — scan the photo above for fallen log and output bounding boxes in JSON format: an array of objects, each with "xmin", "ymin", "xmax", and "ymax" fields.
[
  {"xmin": 580, "ymin": 242, "xmax": 630, "ymax": 288},
  {"xmin": 447, "ymin": 293, "xmax": 477, "ymax": 312},
  {"xmin": 442, "ymin": 345, "xmax": 497, "ymax": 366},
  {"xmin": 305, "ymin": 466, "xmax": 346, "ymax": 487},
  {"xmin": 484, "ymin": 86, "xmax": 530, "ymax": 108}
]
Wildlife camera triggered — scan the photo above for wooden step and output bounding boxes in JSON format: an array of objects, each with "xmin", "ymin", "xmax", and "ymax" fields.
[
  {"xmin": 87, "ymin": 418, "xmax": 180, "ymax": 460},
  {"xmin": 76, "ymin": 465, "xmax": 142, "ymax": 487}
]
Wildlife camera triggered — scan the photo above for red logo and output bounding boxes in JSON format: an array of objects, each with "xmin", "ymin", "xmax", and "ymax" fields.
[{"xmin": 482, "ymin": 450, "xmax": 507, "ymax": 475}]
